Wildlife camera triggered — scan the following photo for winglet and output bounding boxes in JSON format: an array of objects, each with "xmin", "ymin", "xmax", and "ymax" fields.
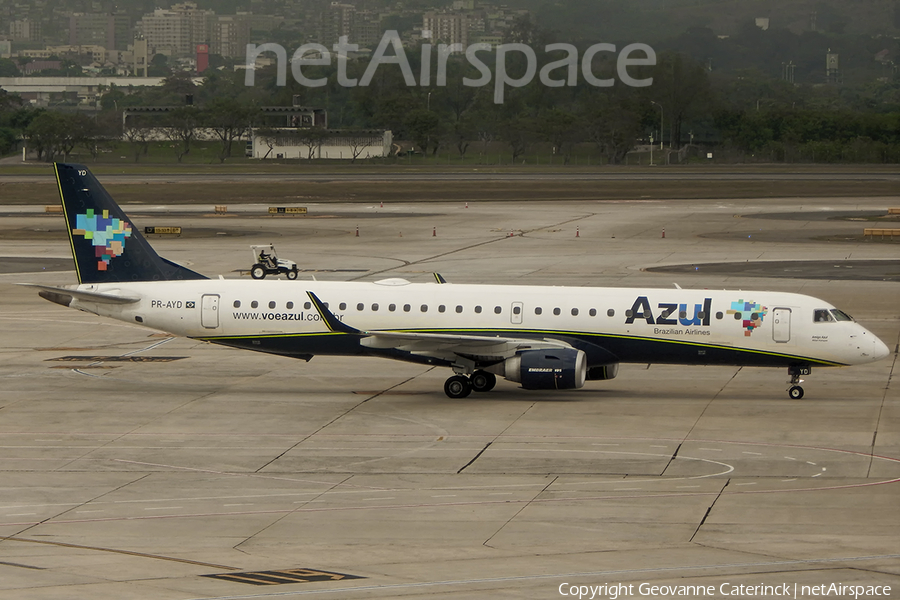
[
  {"xmin": 433, "ymin": 272, "xmax": 448, "ymax": 284},
  {"xmin": 306, "ymin": 291, "xmax": 361, "ymax": 335}
]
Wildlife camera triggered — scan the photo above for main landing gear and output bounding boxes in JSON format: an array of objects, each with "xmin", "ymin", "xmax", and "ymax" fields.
[
  {"xmin": 443, "ymin": 370, "xmax": 497, "ymax": 398},
  {"xmin": 787, "ymin": 365, "xmax": 811, "ymax": 400}
]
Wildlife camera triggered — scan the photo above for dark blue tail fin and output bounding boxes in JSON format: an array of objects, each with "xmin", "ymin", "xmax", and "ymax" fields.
[{"xmin": 55, "ymin": 163, "xmax": 207, "ymax": 283}]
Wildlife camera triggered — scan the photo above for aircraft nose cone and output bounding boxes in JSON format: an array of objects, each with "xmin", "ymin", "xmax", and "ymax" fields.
[{"xmin": 872, "ymin": 335, "xmax": 891, "ymax": 362}]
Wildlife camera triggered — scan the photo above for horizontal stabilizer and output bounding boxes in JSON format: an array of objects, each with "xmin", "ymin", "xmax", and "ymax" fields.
[{"xmin": 21, "ymin": 283, "xmax": 141, "ymax": 305}]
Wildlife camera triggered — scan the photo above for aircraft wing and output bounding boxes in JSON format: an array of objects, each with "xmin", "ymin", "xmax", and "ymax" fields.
[
  {"xmin": 306, "ymin": 290, "xmax": 570, "ymax": 362},
  {"xmin": 360, "ymin": 330, "xmax": 571, "ymax": 361}
]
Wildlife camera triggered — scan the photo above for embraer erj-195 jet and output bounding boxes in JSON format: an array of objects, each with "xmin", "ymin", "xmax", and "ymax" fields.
[{"xmin": 26, "ymin": 164, "xmax": 890, "ymax": 399}]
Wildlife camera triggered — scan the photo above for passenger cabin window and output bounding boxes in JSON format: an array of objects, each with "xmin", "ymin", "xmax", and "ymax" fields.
[
  {"xmin": 389, "ymin": 304, "xmax": 396, "ymax": 312},
  {"xmin": 286, "ymin": 302, "xmax": 293, "ymax": 309},
  {"xmin": 403, "ymin": 304, "xmax": 411, "ymax": 312},
  {"xmin": 251, "ymin": 301, "xmax": 259, "ymax": 308},
  {"xmin": 535, "ymin": 307, "xmax": 542, "ymax": 315},
  {"xmin": 340, "ymin": 302, "xmax": 347, "ymax": 310},
  {"xmin": 304, "ymin": 302, "xmax": 311, "ymax": 310},
  {"xmin": 814, "ymin": 309, "xmax": 835, "ymax": 323},
  {"xmin": 456, "ymin": 305, "xmax": 463, "ymax": 313},
  {"xmin": 475, "ymin": 306, "xmax": 482, "ymax": 314},
  {"xmin": 421, "ymin": 305, "xmax": 428, "ymax": 312},
  {"xmin": 233, "ymin": 300, "xmax": 241, "ymax": 308},
  {"xmin": 269, "ymin": 301, "xmax": 276, "ymax": 309},
  {"xmin": 494, "ymin": 306, "xmax": 502, "ymax": 314},
  {"xmin": 372, "ymin": 303, "xmax": 379, "ymax": 311},
  {"xmin": 439, "ymin": 305, "xmax": 446, "ymax": 313},
  {"xmin": 607, "ymin": 309, "xmax": 615, "ymax": 317},
  {"xmin": 553, "ymin": 308, "xmax": 561, "ymax": 316},
  {"xmin": 513, "ymin": 306, "xmax": 521, "ymax": 315},
  {"xmin": 589, "ymin": 308, "xmax": 597, "ymax": 317},
  {"xmin": 357, "ymin": 303, "xmax": 364, "ymax": 311}
]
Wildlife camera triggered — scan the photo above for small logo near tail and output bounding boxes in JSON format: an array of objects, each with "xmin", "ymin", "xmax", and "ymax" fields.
[{"xmin": 72, "ymin": 209, "xmax": 133, "ymax": 271}]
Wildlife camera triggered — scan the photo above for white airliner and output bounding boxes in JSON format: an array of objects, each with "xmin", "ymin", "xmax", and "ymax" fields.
[{"xmin": 26, "ymin": 163, "xmax": 891, "ymax": 399}]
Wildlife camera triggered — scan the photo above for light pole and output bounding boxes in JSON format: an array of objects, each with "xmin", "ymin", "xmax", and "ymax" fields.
[
  {"xmin": 426, "ymin": 92, "xmax": 433, "ymax": 156},
  {"xmin": 650, "ymin": 100, "xmax": 663, "ymax": 149}
]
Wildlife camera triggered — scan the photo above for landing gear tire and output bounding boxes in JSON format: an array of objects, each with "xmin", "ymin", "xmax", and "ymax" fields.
[
  {"xmin": 470, "ymin": 370, "xmax": 496, "ymax": 393},
  {"xmin": 286, "ymin": 269, "xmax": 298, "ymax": 280},
  {"xmin": 788, "ymin": 385, "xmax": 804, "ymax": 400},
  {"xmin": 250, "ymin": 264, "xmax": 266, "ymax": 279},
  {"xmin": 444, "ymin": 375, "xmax": 472, "ymax": 399}
]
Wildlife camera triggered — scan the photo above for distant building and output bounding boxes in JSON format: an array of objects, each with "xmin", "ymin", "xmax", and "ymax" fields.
[
  {"xmin": 196, "ymin": 43, "xmax": 209, "ymax": 73},
  {"xmin": 422, "ymin": 12, "xmax": 468, "ymax": 47},
  {"xmin": 45, "ymin": 45, "xmax": 108, "ymax": 64},
  {"xmin": 136, "ymin": 2, "xmax": 215, "ymax": 57},
  {"xmin": 251, "ymin": 128, "xmax": 392, "ymax": 160},
  {"xmin": 0, "ymin": 76, "xmax": 182, "ymax": 107},
  {"xmin": 132, "ymin": 37, "xmax": 149, "ymax": 76},
  {"xmin": 21, "ymin": 61, "xmax": 62, "ymax": 75},
  {"xmin": 9, "ymin": 19, "xmax": 42, "ymax": 43},
  {"xmin": 353, "ymin": 10, "xmax": 383, "ymax": 48},
  {"xmin": 212, "ymin": 15, "xmax": 251, "ymax": 58},
  {"xmin": 68, "ymin": 13, "xmax": 132, "ymax": 51}
]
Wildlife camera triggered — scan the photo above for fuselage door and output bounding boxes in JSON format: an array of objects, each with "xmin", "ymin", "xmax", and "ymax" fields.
[
  {"xmin": 511, "ymin": 302, "xmax": 524, "ymax": 325},
  {"xmin": 772, "ymin": 307, "xmax": 791, "ymax": 343},
  {"xmin": 201, "ymin": 294, "xmax": 220, "ymax": 329}
]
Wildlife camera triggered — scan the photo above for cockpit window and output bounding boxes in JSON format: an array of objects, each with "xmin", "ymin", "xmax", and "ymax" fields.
[
  {"xmin": 813, "ymin": 309, "xmax": 835, "ymax": 323},
  {"xmin": 830, "ymin": 309, "xmax": 853, "ymax": 322}
]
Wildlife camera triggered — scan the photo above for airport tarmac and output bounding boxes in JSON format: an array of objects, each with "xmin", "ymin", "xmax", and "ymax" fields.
[{"xmin": 0, "ymin": 191, "xmax": 898, "ymax": 599}]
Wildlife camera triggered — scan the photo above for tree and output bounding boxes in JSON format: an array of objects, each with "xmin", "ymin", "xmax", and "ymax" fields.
[
  {"xmin": 404, "ymin": 109, "xmax": 441, "ymax": 155},
  {"xmin": 0, "ymin": 58, "xmax": 18, "ymax": 77},
  {"xmin": 538, "ymin": 109, "xmax": 581, "ymax": 164},
  {"xmin": 498, "ymin": 115, "xmax": 536, "ymax": 162},
  {"xmin": 164, "ymin": 106, "xmax": 199, "ymax": 163},
  {"xmin": 253, "ymin": 127, "xmax": 278, "ymax": 159},
  {"xmin": 161, "ymin": 71, "xmax": 197, "ymax": 99},
  {"xmin": 202, "ymin": 98, "xmax": 258, "ymax": 162},
  {"xmin": 123, "ymin": 119, "xmax": 153, "ymax": 163},
  {"xmin": 25, "ymin": 111, "xmax": 65, "ymax": 161},
  {"xmin": 580, "ymin": 91, "xmax": 642, "ymax": 164},
  {"xmin": 652, "ymin": 52, "xmax": 712, "ymax": 148},
  {"xmin": 149, "ymin": 53, "xmax": 171, "ymax": 77},
  {"xmin": 296, "ymin": 127, "xmax": 330, "ymax": 160},
  {"xmin": 77, "ymin": 112, "xmax": 120, "ymax": 161}
]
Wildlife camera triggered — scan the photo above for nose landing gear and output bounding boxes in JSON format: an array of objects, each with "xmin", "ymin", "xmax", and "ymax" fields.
[{"xmin": 787, "ymin": 365, "xmax": 811, "ymax": 400}]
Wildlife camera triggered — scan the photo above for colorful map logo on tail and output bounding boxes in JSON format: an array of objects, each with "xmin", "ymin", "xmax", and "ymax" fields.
[
  {"xmin": 727, "ymin": 300, "xmax": 768, "ymax": 336},
  {"xmin": 73, "ymin": 209, "xmax": 133, "ymax": 271}
]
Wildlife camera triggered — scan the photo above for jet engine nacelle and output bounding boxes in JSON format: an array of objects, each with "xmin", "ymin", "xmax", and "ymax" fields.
[
  {"xmin": 587, "ymin": 363, "xmax": 619, "ymax": 381},
  {"xmin": 491, "ymin": 348, "xmax": 587, "ymax": 390}
]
